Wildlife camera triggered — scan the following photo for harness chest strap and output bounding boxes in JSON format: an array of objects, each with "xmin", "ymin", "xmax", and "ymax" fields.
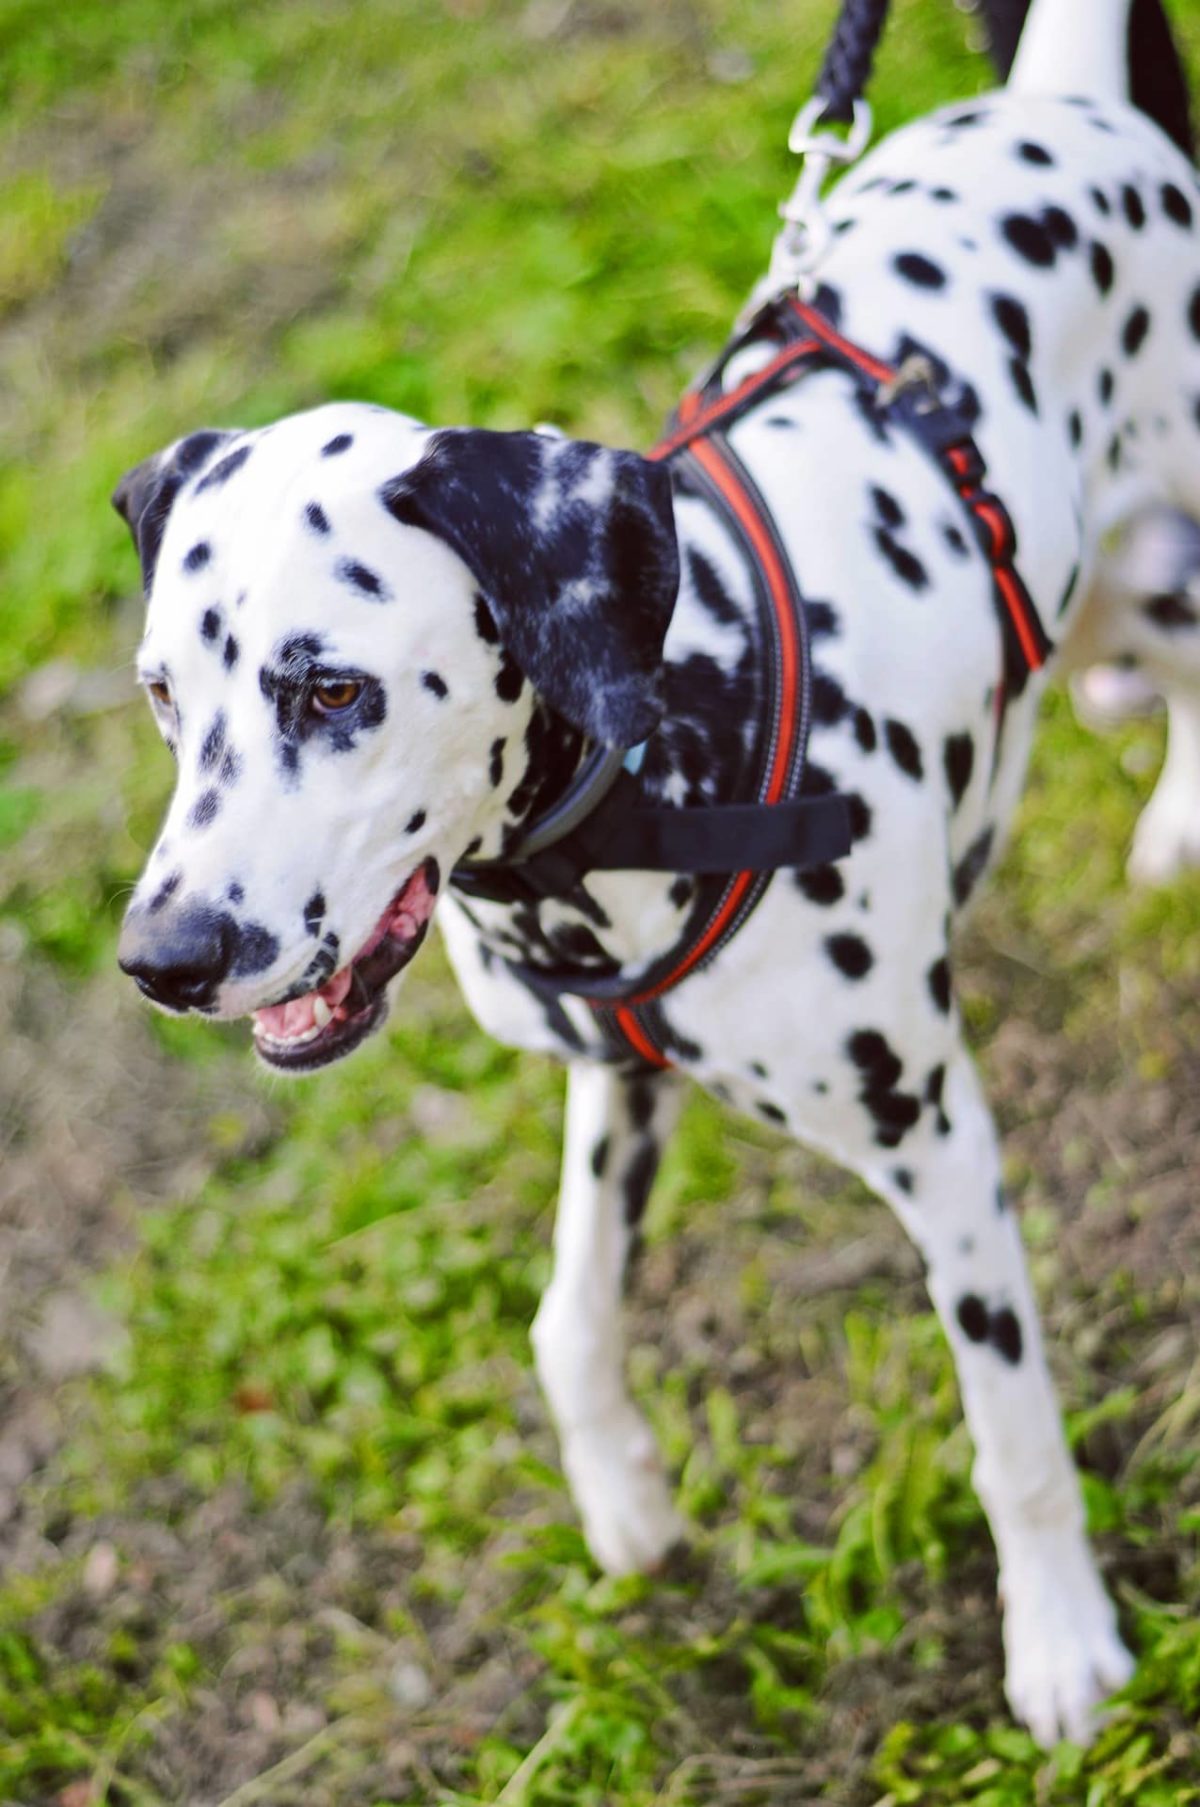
[{"xmin": 583, "ymin": 300, "xmax": 1054, "ymax": 1070}]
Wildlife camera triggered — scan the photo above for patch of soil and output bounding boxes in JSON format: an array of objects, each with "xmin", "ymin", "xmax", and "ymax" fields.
[{"xmin": 0, "ymin": 952, "xmax": 279, "ymax": 1562}]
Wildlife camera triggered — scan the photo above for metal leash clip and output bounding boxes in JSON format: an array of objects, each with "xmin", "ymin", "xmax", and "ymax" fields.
[{"xmin": 765, "ymin": 93, "xmax": 873, "ymax": 300}]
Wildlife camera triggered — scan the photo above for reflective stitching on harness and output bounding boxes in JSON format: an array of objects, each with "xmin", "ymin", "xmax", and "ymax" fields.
[{"xmin": 587, "ymin": 413, "xmax": 814, "ymax": 1066}]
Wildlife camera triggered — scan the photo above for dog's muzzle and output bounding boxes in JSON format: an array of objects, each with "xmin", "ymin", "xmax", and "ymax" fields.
[{"xmin": 118, "ymin": 901, "xmax": 233, "ymax": 1012}]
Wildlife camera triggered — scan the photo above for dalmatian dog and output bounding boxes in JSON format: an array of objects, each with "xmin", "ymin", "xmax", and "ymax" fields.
[{"xmin": 114, "ymin": 0, "xmax": 1200, "ymax": 1748}]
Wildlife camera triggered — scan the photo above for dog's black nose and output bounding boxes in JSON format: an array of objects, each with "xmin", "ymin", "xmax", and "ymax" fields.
[{"xmin": 118, "ymin": 901, "xmax": 233, "ymax": 1011}]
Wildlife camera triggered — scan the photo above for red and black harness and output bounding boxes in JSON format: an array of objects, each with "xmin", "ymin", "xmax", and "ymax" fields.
[{"xmin": 452, "ymin": 295, "xmax": 1053, "ymax": 1069}]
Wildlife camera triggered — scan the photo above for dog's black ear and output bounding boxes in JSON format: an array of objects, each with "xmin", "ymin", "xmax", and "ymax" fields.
[
  {"xmin": 381, "ymin": 429, "xmax": 679, "ymax": 746},
  {"xmin": 112, "ymin": 429, "xmax": 238, "ymax": 592}
]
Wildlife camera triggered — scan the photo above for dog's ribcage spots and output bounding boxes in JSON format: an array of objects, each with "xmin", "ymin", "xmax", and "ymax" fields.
[{"xmin": 198, "ymin": 711, "xmax": 226, "ymax": 773}]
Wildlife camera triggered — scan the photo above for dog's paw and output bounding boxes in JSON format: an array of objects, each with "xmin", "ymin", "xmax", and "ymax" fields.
[
  {"xmin": 1000, "ymin": 1541, "xmax": 1134, "ymax": 1748},
  {"xmin": 1128, "ymin": 794, "xmax": 1200, "ymax": 886},
  {"xmin": 560, "ymin": 1407, "xmax": 687, "ymax": 1577}
]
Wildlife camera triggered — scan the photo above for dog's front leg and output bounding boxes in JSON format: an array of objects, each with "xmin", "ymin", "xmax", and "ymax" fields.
[
  {"xmin": 870, "ymin": 1049, "xmax": 1134, "ymax": 1745},
  {"xmin": 532, "ymin": 1060, "xmax": 686, "ymax": 1575}
]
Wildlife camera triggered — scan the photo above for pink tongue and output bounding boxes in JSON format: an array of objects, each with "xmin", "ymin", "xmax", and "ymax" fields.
[
  {"xmin": 252, "ymin": 868, "xmax": 437, "ymax": 1042},
  {"xmin": 254, "ymin": 964, "xmax": 352, "ymax": 1040}
]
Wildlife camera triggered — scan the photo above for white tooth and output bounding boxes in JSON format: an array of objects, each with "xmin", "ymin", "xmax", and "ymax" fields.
[{"xmin": 313, "ymin": 996, "xmax": 332, "ymax": 1028}]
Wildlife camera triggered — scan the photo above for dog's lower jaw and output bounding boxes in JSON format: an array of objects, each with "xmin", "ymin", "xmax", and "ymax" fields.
[{"xmin": 251, "ymin": 859, "xmax": 439, "ymax": 1070}]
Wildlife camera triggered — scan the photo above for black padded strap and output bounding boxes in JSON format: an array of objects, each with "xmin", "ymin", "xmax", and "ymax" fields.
[
  {"xmin": 571, "ymin": 785, "xmax": 853, "ymax": 875},
  {"xmin": 456, "ymin": 780, "xmax": 852, "ymax": 906}
]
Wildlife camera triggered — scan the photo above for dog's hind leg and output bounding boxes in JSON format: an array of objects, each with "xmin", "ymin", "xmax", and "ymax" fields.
[
  {"xmin": 852, "ymin": 1046, "xmax": 1133, "ymax": 1745},
  {"xmin": 1129, "ymin": 686, "xmax": 1200, "ymax": 883},
  {"xmin": 1064, "ymin": 508, "xmax": 1200, "ymax": 883},
  {"xmin": 532, "ymin": 1061, "xmax": 687, "ymax": 1575}
]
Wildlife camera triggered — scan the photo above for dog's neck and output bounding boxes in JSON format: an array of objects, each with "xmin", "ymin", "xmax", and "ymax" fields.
[{"xmin": 452, "ymin": 507, "xmax": 761, "ymax": 981}]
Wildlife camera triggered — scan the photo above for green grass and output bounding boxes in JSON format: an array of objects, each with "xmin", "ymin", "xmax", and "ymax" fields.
[{"xmin": 6, "ymin": 1, "xmax": 1200, "ymax": 1801}]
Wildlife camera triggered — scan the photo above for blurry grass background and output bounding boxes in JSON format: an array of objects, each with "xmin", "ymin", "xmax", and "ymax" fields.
[{"xmin": 5, "ymin": 1, "xmax": 1200, "ymax": 1801}]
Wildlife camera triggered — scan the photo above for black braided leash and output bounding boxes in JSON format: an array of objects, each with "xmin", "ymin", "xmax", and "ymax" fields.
[
  {"xmin": 818, "ymin": 0, "xmax": 1193, "ymax": 156},
  {"xmin": 815, "ymin": 0, "xmax": 891, "ymax": 123}
]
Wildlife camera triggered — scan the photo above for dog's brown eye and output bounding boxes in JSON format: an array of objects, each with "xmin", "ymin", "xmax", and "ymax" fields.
[
  {"xmin": 311, "ymin": 678, "xmax": 364, "ymax": 714},
  {"xmin": 147, "ymin": 679, "xmax": 171, "ymax": 708}
]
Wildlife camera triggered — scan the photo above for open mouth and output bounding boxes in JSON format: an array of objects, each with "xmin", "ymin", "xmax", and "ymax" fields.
[{"xmin": 252, "ymin": 860, "xmax": 439, "ymax": 1071}]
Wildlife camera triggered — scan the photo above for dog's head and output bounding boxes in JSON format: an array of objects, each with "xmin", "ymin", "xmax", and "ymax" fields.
[{"xmin": 114, "ymin": 405, "xmax": 678, "ymax": 1070}]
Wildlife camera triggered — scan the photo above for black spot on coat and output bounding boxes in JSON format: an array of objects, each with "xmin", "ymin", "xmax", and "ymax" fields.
[
  {"xmin": 1001, "ymin": 212, "xmax": 1055, "ymax": 266},
  {"xmin": 1089, "ymin": 240, "xmax": 1115, "ymax": 294},
  {"xmin": 943, "ymin": 732, "xmax": 974, "ymax": 807},
  {"xmin": 195, "ymin": 443, "xmax": 253, "ymax": 493},
  {"xmin": 991, "ymin": 1308, "xmax": 1023, "ymax": 1364},
  {"xmin": 230, "ymin": 923, "xmax": 280, "ymax": 978},
  {"xmin": 337, "ymin": 558, "xmax": 387, "ymax": 599},
  {"xmin": 957, "ymin": 1294, "xmax": 989, "ymax": 1342},
  {"xmin": 806, "ymin": 598, "xmax": 840, "ymax": 640},
  {"xmin": 474, "ymin": 592, "xmax": 501, "ymax": 643},
  {"xmin": 796, "ymin": 863, "xmax": 845, "ymax": 906},
  {"xmin": 812, "ymin": 672, "xmax": 848, "ymax": 725},
  {"xmin": 953, "ymin": 826, "xmax": 994, "ymax": 906},
  {"xmin": 623, "ymin": 1141, "xmax": 658, "ymax": 1227},
  {"xmin": 927, "ymin": 955, "xmax": 951, "ymax": 1014},
  {"xmin": 884, "ymin": 719, "xmax": 923, "ymax": 780},
  {"xmin": 1009, "ymin": 360, "xmax": 1037, "ymax": 413},
  {"xmin": 1122, "ymin": 305, "xmax": 1151, "ymax": 357},
  {"xmin": 198, "ymin": 712, "xmax": 227, "ymax": 773},
  {"xmin": 956, "ymin": 1294, "xmax": 1022, "ymax": 1364},
  {"xmin": 847, "ymin": 1029, "xmax": 921, "ymax": 1148},
  {"xmin": 1122, "ymin": 184, "xmax": 1146, "ymax": 229},
  {"xmin": 1161, "ymin": 181, "xmax": 1193, "ymax": 227},
  {"xmin": 854, "ymin": 707, "xmax": 877, "ymax": 753},
  {"xmin": 874, "ymin": 527, "xmax": 929, "ymax": 591},
  {"xmin": 1042, "ymin": 206, "xmax": 1077, "ymax": 248},
  {"xmin": 188, "ymin": 789, "xmax": 220, "ymax": 830},
  {"xmin": 871, "ymin": 486, "xmax": 904, "ymax": 528},
  {"xmin": 827, "ymin": 933, "xmax": 873, "ymax": 979},
  {"xmin": 989, "ymin": 293, "xmax": 1031, "ymax": 360},
  {"xmin": 494, "ymin": 653, "xmax": 524, "ymax": 703},
  {"xmin": 894, "ymin": 252, "xmax": 946, "ymax": 289}
]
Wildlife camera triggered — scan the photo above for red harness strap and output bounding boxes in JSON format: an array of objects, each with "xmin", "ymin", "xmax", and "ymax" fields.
[
  {"xmin": 786, "ymin": 299, "xmax": 1053, "ymax": 694},
  {"xmin": 602, "ymin": 442, "xmax": 806, "ymax": 1067},
  {"xmin": 585, "ymin": 297, "xmax": 1053, "ymax": 1070}
]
